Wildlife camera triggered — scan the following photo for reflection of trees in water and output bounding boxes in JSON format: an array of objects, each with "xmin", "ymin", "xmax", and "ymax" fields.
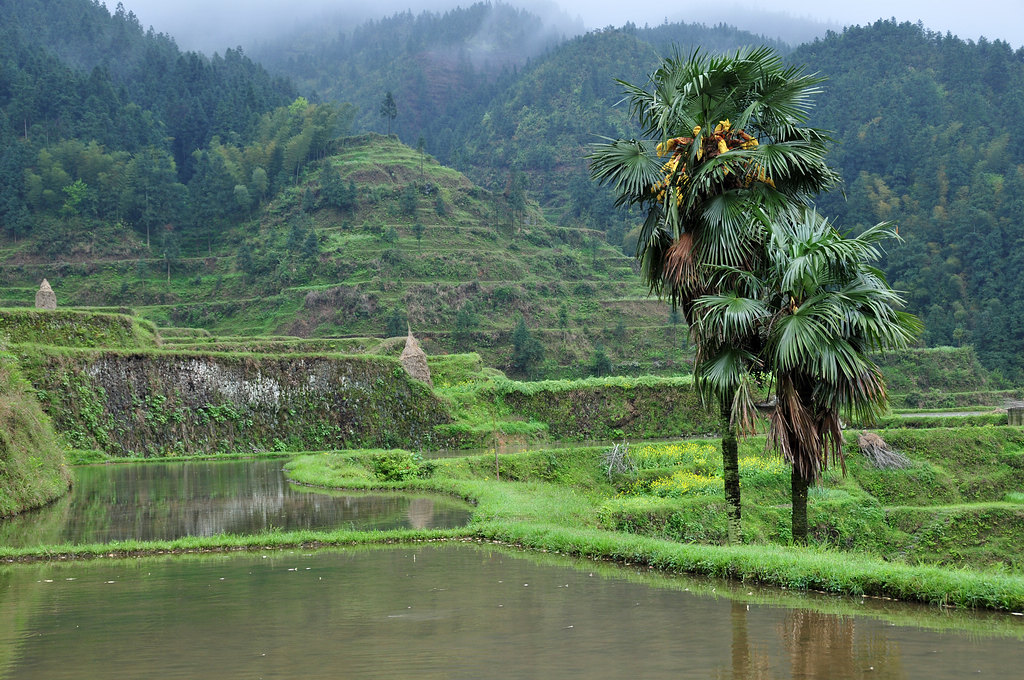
[
  {"xmin": 781, "ymin": 610, "xmax": 906, "ymax": 680},
  {"xmin": 716, "ymin": 603, "xmax": 907, "ymax": 680},
  {"xmin": 716, "ymin": 600, "xmax": 779, "ymax": 680},
  {"xmin": 0, "ymin": 461, "xmax": 466, "ymax": 545}
]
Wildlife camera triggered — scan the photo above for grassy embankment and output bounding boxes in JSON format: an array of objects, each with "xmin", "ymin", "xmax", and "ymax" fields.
[
  {"xmin": 278, "ymin": 433, "xmax": 1024, "ymax": 611},
  {"xmin": 0, "ymin": 345, "xmax": 71, "ymax": 517}
]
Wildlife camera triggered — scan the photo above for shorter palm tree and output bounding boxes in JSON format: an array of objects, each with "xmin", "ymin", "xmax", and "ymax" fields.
[{"xmin": 690, "ymin": 210, "xmax": 921, "ymax": 544}]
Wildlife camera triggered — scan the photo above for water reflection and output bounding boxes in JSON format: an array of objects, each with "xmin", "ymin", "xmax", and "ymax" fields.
[
  {"xmin": 0, "ymin": 460, "xmax": 471, "ymax": 547},
  {"xmin": 715, "ymin": 603, "xmax": 909, "ymax": 679},
  {"xmin": 0, "ymin": 545, "xmax": 1019, "ymax": 680}
]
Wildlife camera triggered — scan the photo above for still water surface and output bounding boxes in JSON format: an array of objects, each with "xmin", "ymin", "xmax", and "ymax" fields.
[
  {"xmin": 0, "ymin": 459, "xmax": 471, "ymax": 546},
  {"xmin": 1, "ymin": 544, "xmax": 1021, "ymax": 679}
]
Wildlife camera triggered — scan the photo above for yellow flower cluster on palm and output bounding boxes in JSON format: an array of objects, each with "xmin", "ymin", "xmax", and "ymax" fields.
[{"xmin": 650, "ymin": 120, "xmax": 773, "ymax": 204}]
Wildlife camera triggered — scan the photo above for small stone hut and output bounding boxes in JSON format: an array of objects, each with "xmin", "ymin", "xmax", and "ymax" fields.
[
  {"xmin": 35, "ymin": 279, "xmax": 57, "ymax": 310},
  {"xmin": 399, "ymin": 329, "xmax": 433, "ymax": 387}
]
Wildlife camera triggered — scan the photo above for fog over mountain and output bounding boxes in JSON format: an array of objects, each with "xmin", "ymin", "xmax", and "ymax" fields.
[
  {"xmin": 100, "ymin": 0, "xmax": 579, "ymax": 53},
  {"xmin": 104, "ymin": 0, "xmax": 1023, "ymax": 53}
]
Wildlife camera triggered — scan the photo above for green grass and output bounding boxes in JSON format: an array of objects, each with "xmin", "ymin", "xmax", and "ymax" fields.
[
  {"xmin": 894, "ymin": 405, "xmax": 999, "ymax": 414},
  {"xmin": 873, "ymin": 413, "xmax": 1007, "ymax": 428},
  {"xmin": 0, "ymin": 349, "xmax": 71, "ymax": 517},
  {"xmin": 0, "ymin": 308, "xmax": 159, "ymax": 350}
]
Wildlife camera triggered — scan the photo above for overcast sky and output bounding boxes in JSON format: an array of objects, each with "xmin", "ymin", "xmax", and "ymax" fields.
[{"xmin": 103, "ymin": 0, "xmax": 1024, "ymax": 53}]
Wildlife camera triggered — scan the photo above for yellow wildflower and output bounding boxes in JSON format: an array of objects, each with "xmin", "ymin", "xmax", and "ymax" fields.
[{"xmin": 714, "ymin": 119, "xmax": 731, "ymax": 134}]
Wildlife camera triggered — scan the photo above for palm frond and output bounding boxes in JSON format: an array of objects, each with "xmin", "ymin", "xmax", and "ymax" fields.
[{"xmin": 587, "ymin": 138, "xmax": 661, "ymax": 201}]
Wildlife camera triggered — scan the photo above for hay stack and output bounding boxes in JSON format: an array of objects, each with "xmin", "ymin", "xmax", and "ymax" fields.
[
  {"xmin": 400, "ymin": 329, "xmax": 433, "ymax": 387},
  {"xmin": 35, "ymin": 279, "xmax": 56, "ymax": 310},
  {"xmin": 1007, "ymin": 403, "xmax": 1024, "ymax": 426},
  {"xmin": 857, "ymin": 431, "xmax": 910, "ymax": 469}
]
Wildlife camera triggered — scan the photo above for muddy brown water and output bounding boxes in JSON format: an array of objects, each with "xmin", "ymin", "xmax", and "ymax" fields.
[
  {"xmin": 0, "ymin": 459, "xmax": 471, "ymax": 547},
  {"xmin": 1, "ymin": 544, "xmax": 1022, "ymax": 679}
]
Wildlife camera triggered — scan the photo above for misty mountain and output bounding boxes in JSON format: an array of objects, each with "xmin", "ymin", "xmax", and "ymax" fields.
[
  {"xmin": 256, "ymin": 6, "xmax": 780, "ymax": 205},
  {"xmin": 5, "ymin": 2, "xmax": 1024, "ymax": 379},
  {"xmin": 253, "ymin": 3, "xmax": 576, "ymax": 148},
  {"xmin": 0, "ymin": 0, "xmax": 295, "ymax": 173}
]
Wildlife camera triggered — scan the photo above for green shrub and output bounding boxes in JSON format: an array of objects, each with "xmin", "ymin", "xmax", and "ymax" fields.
[{"xmin": 370, "ymin": 450, "xmax": 434, "ymax": 481}]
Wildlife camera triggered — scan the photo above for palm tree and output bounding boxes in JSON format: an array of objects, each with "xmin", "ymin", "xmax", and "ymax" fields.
[
  {"xmin": 589, "ymin": 46, "xmax": 840, "ymax": 543},
  {"xmin": 691, "ymin": 210, "xmax": 921, "ymax": 544}
]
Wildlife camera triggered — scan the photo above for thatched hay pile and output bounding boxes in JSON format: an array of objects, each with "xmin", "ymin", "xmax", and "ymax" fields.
[
  {"xmin": 35, "ymin": 279, "xmax": 56, "ymax": 310},
  {"xmin": 400, "ymin": 329, "xmax": 432, "ymax": 387},
  {"xmin": 857, "ymin": 431, "xmax": 910, "ymax": 469}
]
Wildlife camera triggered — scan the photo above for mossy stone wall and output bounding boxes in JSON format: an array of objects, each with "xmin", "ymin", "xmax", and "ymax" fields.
[
  {"xmin": 19, "ymin": 349, "xmax": 452, "ymax": 456},
  {"xmin": 494, "ymin": 380, "xmax": 716, "ymax": 441}
]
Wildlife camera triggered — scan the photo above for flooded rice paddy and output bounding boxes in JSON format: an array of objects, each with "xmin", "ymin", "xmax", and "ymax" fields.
[
  {"xmin": 1, "ymin": 544, "xmax": 1022, "ymax": 679},
  {"xmin": 0, "ymin": 459, "xmax": 471, "ymax": 547},
  {"xmin": 0, "ymin": 460, "xmax": 1021, "ymax": 678}
]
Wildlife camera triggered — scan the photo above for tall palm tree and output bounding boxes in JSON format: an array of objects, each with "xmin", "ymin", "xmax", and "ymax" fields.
[
  {"xmin": 589, "ymin": 46, "xmax": 840, "ymax": 542},
  {"xmin": 691, "ymin": 210, "xmax": 921, "ymax": 544}
]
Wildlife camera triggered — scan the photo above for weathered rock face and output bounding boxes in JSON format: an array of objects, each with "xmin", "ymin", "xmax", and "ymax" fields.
[
  {"xmin": 21, "ymin": 351, "xmax": 452, "ymax": 456},
  {"xmin": 34, "ymin": 279, "xmax": 56, "ymax": 310},
  {"xmin": 399, "ymin": 330, "xmax": 433, "ymax": 387}
]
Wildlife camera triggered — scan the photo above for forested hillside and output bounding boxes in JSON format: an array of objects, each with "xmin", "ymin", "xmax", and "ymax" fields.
[
  {"xmin": 256, "ymin": 6, "xmax": 780, "ymax": 227},
  {"xmin": 254, "ymin": 2, "xmax": 571, "ymax": 159},
  {"xmin": 3, "ymin": 2, "xmax": 1024, "ymax": 381},
  {"xmin": 0, "ymin": 0, "xmax": 295, "ymax": 174},
  {"xmin": 794, "ymin": 21, "xmax": 1024, "ymax": 378},
  {"xmin": 0, "ymin": 0, "xmax": 360, "ymax": 263},
  {"xmin": 260, "ymin": 10, "xmax": 1024, "ymax": 379}
]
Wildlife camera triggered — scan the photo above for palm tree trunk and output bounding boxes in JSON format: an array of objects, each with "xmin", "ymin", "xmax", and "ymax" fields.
[
  {"xmin": 721, "ymin": 402, "xmax": 742, "ymax": 544},
  {"xmin": 791, "ymin": 468, "xmax": 809, "ymax": 545}
]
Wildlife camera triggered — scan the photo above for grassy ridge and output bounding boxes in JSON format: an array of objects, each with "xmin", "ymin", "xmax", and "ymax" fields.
[
  {"xmin": 282, "ymin": 441, "xmax": 1024, "ymax": 609},
  {"xmin": 0, "ymin": 348, "xmax": 71, "ymax": 517},
  {"xmin": 0, "ymin": 309, "xmax": 159, "ymax": 349}
]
